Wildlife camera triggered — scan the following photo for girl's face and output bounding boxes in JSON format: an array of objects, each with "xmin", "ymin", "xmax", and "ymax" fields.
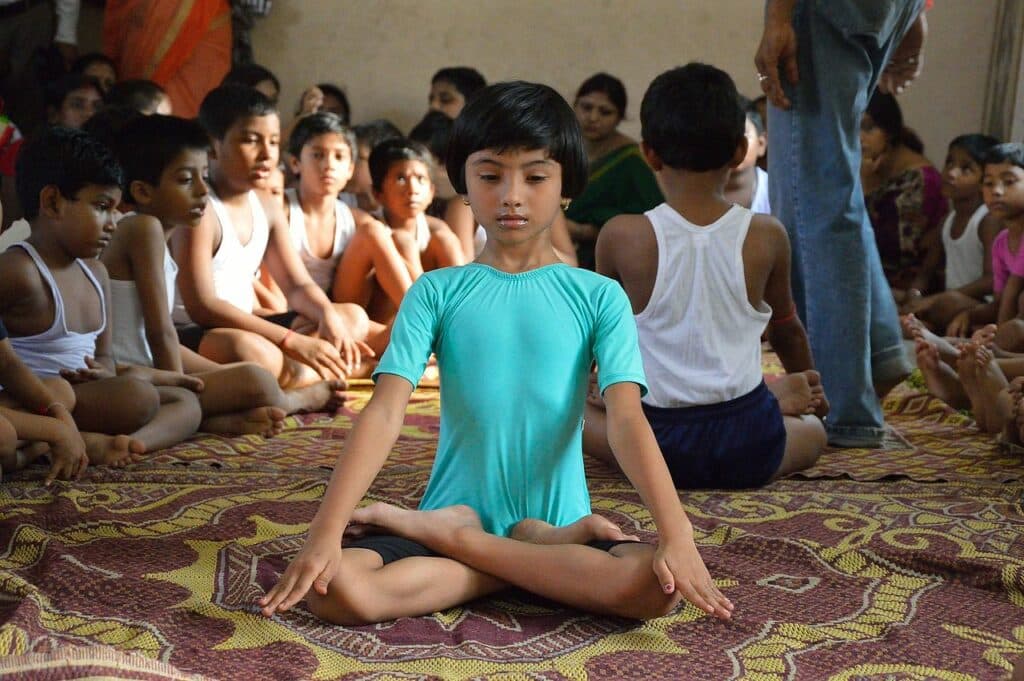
[
  {"xmin": 83, "ymin": 62, "xmax": 116, "ymax": 93},
  {"xmin": 574, "ymin": 91, "xmax": 621, "ymax": 142},
  {"xmin": 429, "ymin": 80, "xmax": 465, "ymax": 120},
  {"xmin": 464, "ymin": 147, "xmax": 563, "ymax": 246},
  {"xmin": 983, "ymin": 161, "xmax": 1024, "ymax": 220},
  {"xmin": 52, "ymin": 86, "xmax": 103, "ymax": 128},
  {"xmin": 291, "ymin": 132, "xmax": 354, "ymax": 197},
  {"xmin": 942, "ymin": 146, "xmax": 983, "ymax": 201},
  {"xmin": 859, "ymin": 113, "xmax": 889, "ymax": 162}
]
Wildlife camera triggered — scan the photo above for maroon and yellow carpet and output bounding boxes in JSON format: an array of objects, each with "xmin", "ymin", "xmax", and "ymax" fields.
[{"xmin": 0, "ymin": 380, "xmax": 1022, "ymax": 680}]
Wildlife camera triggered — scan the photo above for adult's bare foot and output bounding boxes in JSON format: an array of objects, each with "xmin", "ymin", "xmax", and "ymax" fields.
[
  {"xmin": 348, "ymin": 502, "xmax": 482, "ymax": 553},
  {"xmin": 510, "ymin": 514, "xmax": 638, "ymax": 545},
  {"xmin": 916, "ymin": 338, "xmax": 968, "ymax": 408},
  {"xmin": 82, "ymin": 432, "xmax": 144, "ymax": 467},
  {"xmin": 200, "ymin": 407, "xmax": 287, "ymax": 437}
]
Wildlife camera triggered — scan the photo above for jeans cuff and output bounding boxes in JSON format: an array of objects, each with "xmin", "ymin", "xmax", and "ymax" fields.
[
  {"xmin": 826, "ymin": 423, "xmax": 887, "ymax": 448},
  {"xmin": 872, "ymin": 344, "xmax": 913, "ymax": 384}
]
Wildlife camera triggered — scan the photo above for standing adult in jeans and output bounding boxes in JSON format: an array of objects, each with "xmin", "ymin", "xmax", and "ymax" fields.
[{"xmin": 755, "ymin": 0, "xmax": 927, "ymax": 447}]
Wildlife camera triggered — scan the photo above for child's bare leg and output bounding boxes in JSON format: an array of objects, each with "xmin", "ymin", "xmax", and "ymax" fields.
[
  {"xmin": 509, "ymin": 515, "xmax": 638, "ymax": 545},
  {"xmin": 333, "ymin": 224, "xmax": 414, "ymax": 308},
  {"xmin": 902, "ymin": 314, "xmax": 961, "ymax": 364},
  {"xmin": 348, "ymin": 503, "xmax": 721, "ymax": 620},
  {"xmin": 769, "ymin": 415, "xmax": 827, "ymax": 480},
  {"xmin": 71, "ymin": 376, "xmax": 160, "ymax": 435},
  {"xmin": 916, "ymin": 338, "xmax": 969, "ymax": 408},
  {"xmin": 128, "ymin": 386, "xmax": 202, "ymax": 451},
  {"xmin": 919, "ymin": 291, "xmax": 979, "ymax": 331},
  {"xmin": 198, "ymin": 328, "xmax": 321, "ymax": 389},
  {"xmin": 391, "ymin": 230, "xmax": 425, "ymax": 280},
  {"xmin": 306, "ymin": 546, "xmax": 505, "ymax": 626},
  {"xmin": 971, "ymin": 345, "xmax": 1010, "ymax": 434},
  {"xmin": 200, "ymin": 407, "xmax": 286, "ymax": 438},
  {"xmin": 957, "ymin": 343, "xmax": 989, "ymax": 431},
  {"xmin": 0, "ymin": 413, "xmax": 18, "ymax": 472},
  {"xmin": 994, "ymin": 319, "xmax": 1024, "ymax": 354},
  {"xmin": 189, "ymin": 361, "xmax": 346, "ymax": 416}
]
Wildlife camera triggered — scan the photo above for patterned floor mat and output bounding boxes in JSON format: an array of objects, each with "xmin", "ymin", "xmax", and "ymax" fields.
[{"xmin": 0, "ymin": 382, "xmax": 1022, "ymax": 680}]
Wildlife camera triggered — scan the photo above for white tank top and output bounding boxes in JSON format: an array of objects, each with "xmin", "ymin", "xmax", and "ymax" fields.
[
  {"xmin": 173, "ymin": 189, "xmax": 269, "ymax": 323},
  {"xmin": 750, "ymin": 166, "xmax": 771, "ymax": 215},
  {"xmin": 941, "ymin": 203, "xmax": 988, "ymax": 291},
  {"xmin": 110, "ymin": 246, "xmax": 178, "ymax": 368},
  {"xmin": 285, "ymin": 187, "xmax": 355, "ymax": 292},
  {"xmin": 635, "ymin": 203, "xmax": 771, "ymax": 408},
  {"xmin": 6, "ymin": 242, "xmax": 106, "ymax": 378}
]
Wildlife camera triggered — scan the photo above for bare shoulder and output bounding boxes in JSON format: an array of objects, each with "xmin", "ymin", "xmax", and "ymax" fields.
[
  {"xmin": 979, "ymin": 212, "xmax": 1002, "ymax": 239},
  {"xmin": 425, "ymin": 215, "xmax": 453, "ymax": 234},
  {"xmin": 81, "ymin": 256, "xmax": 111, "ymax": 284},
  {"xmin": 116, "ymin": 213, "xmax": 166, "ymax": 245},
  {"xmin": 0, "ymin": 246, "xmax": 41, "ymax": 296},
  {"xmin": 254, "ymin": 188, "xmax": 288, "ymax": 228},
  {"xmin": 601, "ymin": 213, "xmax": 654, "ymax": 246},
  {"xmin": 746, "ymin": 213, "xmax": 790, "ymax": 253}
]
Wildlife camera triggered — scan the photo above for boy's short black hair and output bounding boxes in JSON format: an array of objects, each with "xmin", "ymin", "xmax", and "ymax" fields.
[
  {"xmin": 575, "ymin": 72, "xmax": 627, "ymax": 118},
  {"xmin": 984, "ymin": 143, "xmax": 1024, "ymax": 171},
  {"xmin": 949, "ymin": 134, "xmax": 1000, "ymax": 165},
  {"xmin": 314, "ymin": 82, "xmax": 350, "ymax": 125},
  {"xmin": 288, "ymin": 112, "xmax": 356, "ymax": 160},
  {"xmin": 641, "ymin": 63, "xmax": 746, "ymax": 172},
  {"xmin": 222, "ymin": 63, "xmax": 280, "ymax": 100},
  {"xmin": 445, "ymin": 81, "xmax": 587, "ymax": 198},
  {"xmin": 369, "ymin": 138, "xmax": 433, "ymax": 193},
  {"xmin": 352, "ymin": 119, "xmax": 403, "ymax": 153},
  {"xmin": 738, "ymin": 95, "xmax": 765, "ymax": 136},
  {"xmin": 15, "ymin": 127, "xmax": 124, "ymax": 221},
  {"xmin": 81, "ymin": 105, "xmax": 141, "ymax": 152},
  {"xmin": 409, "ymin": 110, "xmax": 453, "ymax": 161},
  {"xmin": 198, "ymin": 84, "xmax": 277, "ymax": 140},
  {"xmin": 105, "ymin": 79, "xmax": 168, "ymax": 114},
  {"xmin": 115, "ymin": 115, "xmax": 210, "ymax": 201},
  {"xmin": 44, "ymin": 74, "xmax": 103, "ymax": 112},
  {"xmin": 70, "ymin": 52, "xmax": 116, "ymax": 78},
  {"xmin": 431, "ymin": 67, "xmax": 486, "ymax": 100}
]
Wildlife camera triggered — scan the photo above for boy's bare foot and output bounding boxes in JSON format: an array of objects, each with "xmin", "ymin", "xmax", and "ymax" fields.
[
  {"xmin": 282, "ymin": 379, "xmax": 347, "ymax": 414},
  {"xmin": 957, "ymin": 343, "xmax": 987, "ymax": 430},
  {"xmin": 970, "ymin": 324, "xmax": 998, "ymax": 348},
  {"xmin": 200, "ymin": 407, "xmax": 287, "ymax": 438},
  {"xmin": 915, "ymin": 338, "xmax": 969, "ymax": 408},
  {"xmin": 510, "ymin": 514, "xmax": 639, "ymax": 545},
  {"xmin": 904, "ymin": 314, "xmax": 962, "ymax": 364},
  {"xmin": 900, "ymin": 313, "xmax": 925, "ymax": 340},
  {"xmin": 82, "ymin": 432, "xmax": 145, "ymax": 467},
  {"xmin": 347, "ymin": 502, "xmax": 482, "ymax": 552},
  {"xmin": 972, "ymin": 345, "xmax": 1009, "ymax": 434},
  {"xmin": 768, "ymin": 371, "xmax": 826, "ymax": 417}
]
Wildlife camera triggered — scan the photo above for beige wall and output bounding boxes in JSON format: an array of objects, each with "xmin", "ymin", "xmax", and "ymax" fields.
[
  {"xmin": 82, "ymin": 1, "xmax": 999, "ymax": 163},
  {"xmin": 247, "ymin": 1, "xmax": 998, "ymax": 164}
]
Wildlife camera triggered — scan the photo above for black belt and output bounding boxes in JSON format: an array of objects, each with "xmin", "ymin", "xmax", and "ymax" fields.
[{"xmin": 0, "ymin": 0, "xmax": 43, "ymax": 19}]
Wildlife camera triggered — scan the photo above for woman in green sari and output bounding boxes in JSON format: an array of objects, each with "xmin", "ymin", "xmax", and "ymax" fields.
[{"xmin": 566, "ymin": 73, "xmax": 663, "ymax": 269}]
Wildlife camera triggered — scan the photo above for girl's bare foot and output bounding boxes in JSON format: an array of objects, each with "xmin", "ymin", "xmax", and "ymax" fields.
[
  {"xmin": 348, "ymin": 502, "xmax": 482, "ymax": 552},
  {"xmin": 200, "ymin": 407, "xmax": 287, "ymax": 437},
  {"xmin": 916, "ymin": 338, "xmax": 968, "ymax": 408},
  {"xmin": 82, "ymin": 432, "xmax": 144, "ymax": 467},
  {"xmin": 282, "ymin": 379, "xmax": 347, "ymax": 414},
  {"xmin": 510, "ymin": 515, "xmax": 638, "ymax": 545}
]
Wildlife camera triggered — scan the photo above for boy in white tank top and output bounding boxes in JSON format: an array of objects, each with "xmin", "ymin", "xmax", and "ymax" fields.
[
  {"xmin": 582, "ymin": 64, "xmax": 827, "ymax": 489},
  {"xmin": 1, "ymin": 128, "xmax": 202, "ymax": 468},
  {"xmin": 170, "ymin": 86, "xmax": 388, "ymax": 389},
  {"xmin": 102, "ymin": 114, "xmax": 348, "ymax": 438}
]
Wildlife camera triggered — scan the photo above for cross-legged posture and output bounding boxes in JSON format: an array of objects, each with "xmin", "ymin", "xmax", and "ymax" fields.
[{"xmin": 259, "ymin": 82, "xmax": 734, "ymax": 625}]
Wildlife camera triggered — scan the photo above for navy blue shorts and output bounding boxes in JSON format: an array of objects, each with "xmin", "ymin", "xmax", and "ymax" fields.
[
  {"xmin": 643, "ymin": 381, "xmax": 786, "ymax": 489},
  {"xmin": 345, "ymin": 534, "xmax": 642, "ymax": 565},
  {"xmin": 175, "ymin": 311, "xmax": 299, "ymax": 352}
]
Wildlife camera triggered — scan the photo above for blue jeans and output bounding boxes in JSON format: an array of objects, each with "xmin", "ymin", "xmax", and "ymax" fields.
[{"xmin": 768, "ymin": 0, "xmax": 922, "ymax": 446}]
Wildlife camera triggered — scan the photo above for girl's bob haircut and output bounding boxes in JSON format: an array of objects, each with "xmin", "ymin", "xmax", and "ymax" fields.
[{"xmin": 446, "ymin": 81, "xmax": 588, "ymax": 199}]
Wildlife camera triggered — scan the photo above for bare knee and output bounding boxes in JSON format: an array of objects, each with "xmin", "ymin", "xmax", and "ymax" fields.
[
  {"xmin": 306, "ymin": 574, "xmax": 384, "ymax": 626},
  {"xmin": 104, "ymin": 377, "xmax": 160, "ymax": 432},
  {"xmin": 334, "ymin": 303, "xmax": 370, "ymax": 340},
  {"xmin": 995, "ymin": 320, "xmax": 1024, "ymax": 352},
  {"xmin": 229, "ymin": 363, "xmax": 282, "ymax": 407},
  {"xmin": 159, "ymin": 386, "xmax": 203, "ymax": 431},
  {"xmin": 0, "ymin": 416, "xmax": 18, "ymax": 459},
  {"xmin": 604, "ymin": 551, "xmax": 682, "ymax": 620},
  {"xmin": 41, "ymin": 377, "xmax": 76, "ymax": 411}
]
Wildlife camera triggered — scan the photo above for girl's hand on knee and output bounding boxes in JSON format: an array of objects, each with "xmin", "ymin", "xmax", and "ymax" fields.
[
  {"xmin": 258, "ymin": 535, "xmax": 342, "ymax": 617},
  {"xmin": 653, "ymin": 538, "xmax": 733, "ymax": 621}
]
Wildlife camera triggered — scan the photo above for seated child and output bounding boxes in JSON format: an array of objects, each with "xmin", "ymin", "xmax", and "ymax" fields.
[
  {"xmin": 428, "ymin": 66, "xmax": 486, "ymax": 120},
  {"xmin": 284, "ymin": 113, "xmax": 412, "ymax": 319},
  {"xmin": 912, "ymin": 144, "xmax": 1024, "ymax": 439},
  {"xmin": 103, "ymin": 114, "xmax": 347, "ymax": 437},
  {"xmin": 70, "ymin": 52, "xmax": 118, "ymax": 94},
  {"xmin": 221, "ymin": 63, "xmax": 280, "ymax": 104},
  {"xmin": 170, "ymin": 85, "xmax": 379, "ymax": 388},
  {"xmin": 45, "ymin": 74, "xmax": 104, "ymax": 129},
  {"xmin": 282, "ymin": 83, "xmax": 352, "ymax": 152},
  {"xmin": 3, "ymin": 127, "xmax": 201, "ymax": 464},
  {"xmin": 903, "ymin": 134, "xmax": 1002, "ymax": 334},
  {"xmin": 723, "ymin": 98, "xmax": 769, "ymax": 214},
  {"xmin": 341, "ymin": 119, "xmax": 403, "ymax": 216},
  {"xmin": 253, "ymin": 166, "xmax": 289, "ymax": 315},
  {"xmin": 584, "ymin": 63, "xmax": 827, "ymax": 489},
  {"xmin": 259, "ymin": 80, "xmax": 733, "ymax": 625},
  {"xmin": 0, "ymin": 318, "xmax": 87, "ymax": 484},
  {"xmin": 368, "ymin": 138, "xmax": 464, "ymax": 278},
  {"xmin": 105, "ymin": 79, "xmax": 173, "ymax": 116}
]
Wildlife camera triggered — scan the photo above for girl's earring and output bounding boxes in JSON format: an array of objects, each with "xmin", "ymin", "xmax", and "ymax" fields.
[
  {"xmin": 560, "ymin": 198, "xmax": 571, "ymax": 210},
  {"xmin": 462, "ymin": 197, "xmax": 471, "ymax": 206}
]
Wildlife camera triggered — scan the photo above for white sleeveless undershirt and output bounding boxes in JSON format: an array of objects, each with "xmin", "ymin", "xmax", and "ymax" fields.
[
  {"xmin": 173, "ymin": 189, "xmax": 269, "ymax": 323},
  {"xmin": 6, "ymin": 242, "xmax": 106, "ymax": 378},
  {"xmin": 110, "ymin": 245, "xmax": 178, "ymax": 368},
  {"xmin": 285, "ymin": 187, "xmax": 355, "ymax": 292},
  {"xmin": 941, "ymin": 203, "xmax": 988, "ymax": 291},
  {"xmin": 635, "ymin": 203, "xmax": 772, "ymax": 408}
]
